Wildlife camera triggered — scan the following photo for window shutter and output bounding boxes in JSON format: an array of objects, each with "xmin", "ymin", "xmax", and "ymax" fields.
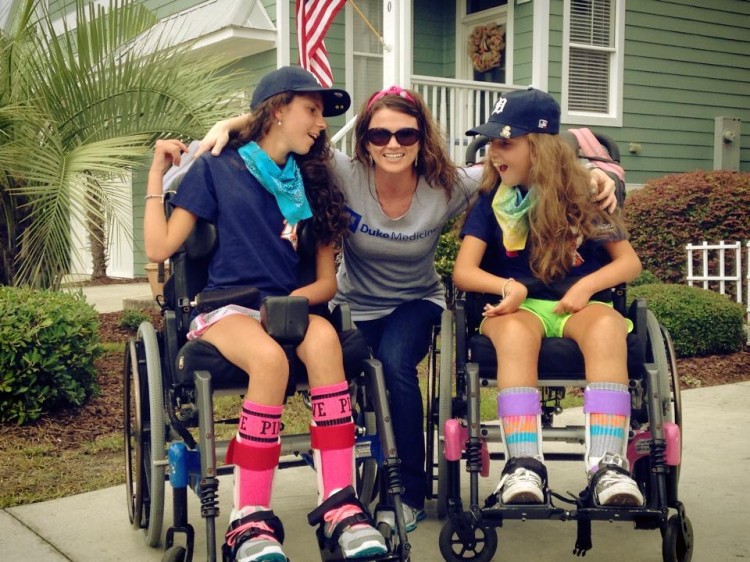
[{"xmin": 568, "ymin": 0, "xmax": 614, "ymax": 114}]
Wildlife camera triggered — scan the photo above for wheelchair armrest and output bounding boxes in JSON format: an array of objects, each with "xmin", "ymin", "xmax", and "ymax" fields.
[
  {"xmin": 329, "ymin": 302, "xmax": 354, "ymax": 332},
  {"xmin": 261, "ymin": 296, "xmax": 309, "ymax": 345},
  {"xmin": 628, "ymin": 298, "xmax": 648, "ymax": 361},
  {"xmin": 194, "ymin": 286, "xmax": 260, "ymax": 313}
]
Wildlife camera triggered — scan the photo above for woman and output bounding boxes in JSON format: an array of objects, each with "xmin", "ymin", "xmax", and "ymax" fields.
[
  {"xmin": 198, "ymin": 83, "xmax": 618, "ymax": 530},
  {"xmin": 146, "ymin": 66, "xmax": 387, "ymax": 562}
]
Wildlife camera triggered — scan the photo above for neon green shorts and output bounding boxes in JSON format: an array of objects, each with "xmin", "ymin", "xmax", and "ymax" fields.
[{"xmin": 480, "ymin": 298, "xmax": 633, "ymax": 338}]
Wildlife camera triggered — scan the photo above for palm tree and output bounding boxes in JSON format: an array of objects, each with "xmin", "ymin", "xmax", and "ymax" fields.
[{"xmin": 0, "ymin": 0, "xmax": 250, "ymax": 288}]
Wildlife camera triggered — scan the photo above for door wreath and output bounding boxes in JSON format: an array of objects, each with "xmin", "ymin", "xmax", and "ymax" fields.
[{"xmin": 468, "ymin": 24, "xmax": 505, "ymax": 73}]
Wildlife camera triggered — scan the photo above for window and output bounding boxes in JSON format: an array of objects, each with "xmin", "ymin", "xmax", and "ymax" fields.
[
  {"xmin": 563, "ymin": 0, "xmax": 624, "ymax": 125},
  {"xmin": 347, "ymin": 1, "xmax": 383, "ymax": 114}
]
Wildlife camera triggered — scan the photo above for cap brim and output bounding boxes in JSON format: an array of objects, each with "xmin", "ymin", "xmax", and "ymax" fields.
[
  {"xmin": 292, "ymin": 86, "xmax": 351, "ymax": 117},
  {"xmin": 465, "ymin": 121, "xmax": 530, "ymax": 139}
]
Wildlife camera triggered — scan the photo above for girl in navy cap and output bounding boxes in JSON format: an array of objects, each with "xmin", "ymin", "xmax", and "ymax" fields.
[
  {"xmin": 145, "ymin": 66, "xmax": 387, "ymax": 562},
  {"xmin": 453, "ymin": 88, "xmax": 645, "ymax": 507}
]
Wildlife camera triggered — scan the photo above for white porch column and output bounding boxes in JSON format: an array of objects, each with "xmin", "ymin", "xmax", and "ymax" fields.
[
  {"xmin": 531, "ymin": 0, "xmax": 550, "ymax": 90},
  {"xmin": 382, "ymin": 0, "xmax": 412, "ymax": 88}
]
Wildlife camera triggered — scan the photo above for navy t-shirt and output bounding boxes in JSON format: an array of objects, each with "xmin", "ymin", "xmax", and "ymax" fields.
[
  {"xmin": 460, "ymin": 186, "xmax": 622, "ymax": 301},
  {"xmin": 170, "ymin": 148, "xmax": 300, "ymax": 300}
]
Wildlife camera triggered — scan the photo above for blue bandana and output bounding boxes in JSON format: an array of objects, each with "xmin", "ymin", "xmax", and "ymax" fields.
[{"xmin": 237, "ymin": 141, "xmax": 312, "ymax": 225}]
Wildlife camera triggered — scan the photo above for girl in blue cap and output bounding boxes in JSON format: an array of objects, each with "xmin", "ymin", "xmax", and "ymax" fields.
[
  {"xmin": 145, "ymin": 66, "xmax": 387, "ymax": 562},
  {"xmin": 453, "ymin": 88, "xmax": 644, "ymax": 507}
]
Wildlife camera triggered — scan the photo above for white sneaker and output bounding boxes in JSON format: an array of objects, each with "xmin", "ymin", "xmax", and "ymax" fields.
[
  {"xmin": 591, "ymin": 453, "xmax": 644, "ymax": 506},
  {"xmin": 401, "ymin": 503, "xmax": 426, "ymax": 532},
  {"xmin": 495, "ymin": 459, "xmax": 545, "ymax": 504}
]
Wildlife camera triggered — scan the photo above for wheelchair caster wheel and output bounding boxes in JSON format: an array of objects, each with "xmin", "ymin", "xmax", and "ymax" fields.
[
  {"xmin": 438, "ymin": 515, "xmax": 497, "ymax": 562},
  {"xmin": 662, "ymin": 514, "xmax": 693, "ymax": 562},
  {"xmin": 162, "ymin": 545, "xmax": 187, "ymax": 562}
]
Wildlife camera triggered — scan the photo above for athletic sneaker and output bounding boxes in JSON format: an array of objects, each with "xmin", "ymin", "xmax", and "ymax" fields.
[
  {"xmin": 401, "ymin": 503, "xmax": 426, "ymax": 532},
  {"xmin": 495, "ymin": 465, "xmax": 544, "ymax": 504},
  {"xmin": 225, "ymin": 506, "xmax": 286, "ymax": 562},
  {"xmin": 323, "ymin": 504, "xmax": 388, "ymax": 558},
  {"xmin": 591, "ymin": 453, "xmax": 644, "ymax": 506}
]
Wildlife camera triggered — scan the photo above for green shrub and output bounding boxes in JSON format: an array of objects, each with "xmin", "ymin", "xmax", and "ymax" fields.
[
  {"xmin": 119, "ymin": 309, "xmax": 150, "ymax": 331},
  {"xmin": 625, "ymin": 171, "xmax": 750, "ymax": 283},
  {"xmin": 0, "ymin": 287, "xmax": 103, "ymax": 424},
  {"xmin": 630, "ymin": 270, "xmax": 662, "ymax": 287},
  {"xmin": 629, "ymin": 283, "xmax": 745, "ymax": 358}
]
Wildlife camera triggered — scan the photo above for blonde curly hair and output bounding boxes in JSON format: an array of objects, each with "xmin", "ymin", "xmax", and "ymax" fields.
[{"xmin": 480, "ymin": 133, "xmax": 625, "ymax": 284}]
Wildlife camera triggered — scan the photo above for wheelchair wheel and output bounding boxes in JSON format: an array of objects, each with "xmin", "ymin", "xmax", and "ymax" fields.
[
  {"xmin": 353, "ymin": 385, "xmax": 379, "ymax": 506},
  {"xmin": 162, "ymin": 545, "xmax": 187, "ymax": 562},
  {"xmin": 662, "ymin": 513, "xmax": 693, "ymax": 562},
  {"xmin": 436, "ymin": 310, "xmax": 454, "ymax": 519},
  {"xmin": 124, "ymin": 322, "xmax": 167, "ymax": 547},
  {"xmin": 438, "ymin": 516, "xmax": 497, "ymax": 562},
  {"xmin": 646, "ymin": 310, "xmax": 676, "ymax": 424}
]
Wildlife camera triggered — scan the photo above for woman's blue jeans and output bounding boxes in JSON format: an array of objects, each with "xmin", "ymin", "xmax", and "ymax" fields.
[{"xmin": 354, "ymin": 299, "xmax": 443, "ymax": 509}]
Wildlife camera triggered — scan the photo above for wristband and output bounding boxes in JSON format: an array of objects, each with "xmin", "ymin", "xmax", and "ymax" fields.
[
  {"xmin": 501, "ymin": 277, "xmax": 514, "ymax": 300},
  {"xmin": 145, "ymin": 194, "xmax": 164, "ymax": 202}
]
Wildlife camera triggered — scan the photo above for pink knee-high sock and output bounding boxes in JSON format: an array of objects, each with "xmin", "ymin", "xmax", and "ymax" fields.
[
  {"xmin": 310, "ymin": 381, "xmax": 355, "ymax": 501},
  {"xmin": 229, "ymin": 400, "xmax": 283, "ymax": 510}
]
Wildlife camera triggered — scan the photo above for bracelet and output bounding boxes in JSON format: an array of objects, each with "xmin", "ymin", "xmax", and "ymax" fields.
[
  {"xmin": 584, "ymin": 162, "xmax": 598, "ymax": 170},
  {"xmin": 501, "ymin": 277, "xmax": 514, "ymax": 300},
  {"xmin": 144, "ymin": 194, "xmax": 164, "ymax": 202}
]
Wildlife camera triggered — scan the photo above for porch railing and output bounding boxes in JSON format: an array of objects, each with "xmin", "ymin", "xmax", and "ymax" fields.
[{"xmin": 332, "ymin": 76, "xmax": 521, "ymax": 163}]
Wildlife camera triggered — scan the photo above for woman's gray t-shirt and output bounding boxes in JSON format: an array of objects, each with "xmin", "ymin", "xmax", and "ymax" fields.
[{"xmin": 330, "ymin": 150, "xmax": 483, "ymax": 321}]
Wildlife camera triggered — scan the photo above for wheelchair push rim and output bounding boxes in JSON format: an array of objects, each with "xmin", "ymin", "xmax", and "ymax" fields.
[{"xmin": 123, "ymin": 321, "xmax": 167, "ymax": 547}]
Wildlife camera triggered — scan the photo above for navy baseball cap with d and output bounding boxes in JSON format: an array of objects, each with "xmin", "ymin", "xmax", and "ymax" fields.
[
  {"xmin": 466, "ymin": 87, "xmax": 560, "ymax": 139},
  {"xmin": 250, "ymin": 65, "xmax": 351, "ymax": 117}
]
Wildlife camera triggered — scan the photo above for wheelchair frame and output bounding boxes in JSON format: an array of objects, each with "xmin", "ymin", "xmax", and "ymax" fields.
[
  {"xmin": 123, "ymin": 198, "xmax": 411, "ymax": 562},
  {"xmin": 424, "ymin": 131, "xmax": 693, "ymax": 561}
]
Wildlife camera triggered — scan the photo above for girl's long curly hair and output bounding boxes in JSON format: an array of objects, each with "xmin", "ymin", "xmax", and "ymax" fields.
[
  {"xmin": 231, "ymin": 92, "xmax": 348, "ymax": 247},
  {"xmin": 353, "ymin": 89, "xmax": 460, "ymax": 199},
  {"xmin": 480, "ymin": 133, "xmax": 625, "ymax": 284}
]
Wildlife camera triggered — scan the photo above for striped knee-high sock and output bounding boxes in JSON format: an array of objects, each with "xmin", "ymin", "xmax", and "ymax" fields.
[
  {"xmin": 584, "ymin": 382, "xmax": 631, "ymax": 472},
  {"xmin": 227, "ymin": 400, "xmax": 282, "ymax": 511},
  {"xmin": 498, "ymin": 387, "xmax": 543, "ymax": 460},
  {"xmin": 310, "ymin": 381, "xmax": 355, "ymax": 503}
]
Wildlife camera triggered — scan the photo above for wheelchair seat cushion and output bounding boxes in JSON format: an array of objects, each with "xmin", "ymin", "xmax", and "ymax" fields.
[
  {"xmin": 174, "ymin": 328, "xmax": 372, "ymax": 390},
  {"xmin": 469, "ymin": 332, "xmax": 645, "ymax": 381}
]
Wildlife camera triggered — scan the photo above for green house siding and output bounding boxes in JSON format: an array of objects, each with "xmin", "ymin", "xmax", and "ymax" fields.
[
  {"xmin": 621, "ymin": 0, "xmax": 750, "ymax": 183},
  {"xmin": 413, "ymin": 0, "xmax": 456, "ymax": 79},
  {"xmin": 512, "ymin": 1, "xmax": 534, "ymax": 85}
]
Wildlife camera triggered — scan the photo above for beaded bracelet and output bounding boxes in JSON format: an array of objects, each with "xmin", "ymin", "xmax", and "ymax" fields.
[{"xmin": 501, "ymin": 277, "xmax": 514, "ymax": 300}]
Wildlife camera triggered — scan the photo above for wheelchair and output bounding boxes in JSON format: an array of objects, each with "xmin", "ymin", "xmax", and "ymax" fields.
[
  {"xmin": 123, "ymin": 194, "xmax": 411, "ymax": 562},
  {"xmin": 424, "ymin": 133, "xmax": 693, "ymax": 562}
]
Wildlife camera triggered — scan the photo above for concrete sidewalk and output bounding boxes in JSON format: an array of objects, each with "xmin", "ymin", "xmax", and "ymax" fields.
[
  {"xmin": 64, "ymin": 282, "xmax": 154, "ymax": 313},
  {"xmin": 2, "ymin": 381, "xmax": 749, "ymax": 562}
]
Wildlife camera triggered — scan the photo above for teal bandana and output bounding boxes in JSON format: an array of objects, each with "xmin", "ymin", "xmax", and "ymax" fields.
[
  {"xmin": 491, "ymin": 183, "xmax": 534, "ymax": 256},
  {"xmin": 238, "ymin": 141, "xmax": 312, "ymax": 225}
]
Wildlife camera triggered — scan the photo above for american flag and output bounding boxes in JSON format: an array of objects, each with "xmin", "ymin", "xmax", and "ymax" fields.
[{"xmin": 296, "ymin": 0, "xmax": 346, "ymax": 87}]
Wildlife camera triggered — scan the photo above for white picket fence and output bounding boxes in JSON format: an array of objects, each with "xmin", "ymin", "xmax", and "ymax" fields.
[{"xmin": 686, "ymin": 240, "xmax": 750, "ymax": 344}]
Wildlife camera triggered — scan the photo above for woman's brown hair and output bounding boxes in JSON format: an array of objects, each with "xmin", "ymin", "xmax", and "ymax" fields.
[{"xmin": 352, "ymin": 89, "xmax": 460, "ymax": 199}]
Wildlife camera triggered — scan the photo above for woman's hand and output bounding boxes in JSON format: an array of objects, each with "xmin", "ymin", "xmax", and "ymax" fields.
[
  {"xmin": 150, "ymin": 139, "xmax": 188, "ymax": 176},
  {"xmin": 590, "ymin": 168, "xmax": 617, "ymax": 213},
  {"xmin": 196, "ymin": 119, "xmax": 232, "ymax": 157},
  {"xmin": 482, "ymin": 280, "xmax": 528, "ymax": 317},
  {"xmin": 553, "ymin": 282, "xmax": 592, "ymax": 315}
]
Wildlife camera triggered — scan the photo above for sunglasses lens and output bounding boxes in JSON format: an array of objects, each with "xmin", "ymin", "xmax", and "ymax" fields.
[
  {"xmin": 367, "ymin": 129, "xmax": 391, "ymax": 146},
  {"xmin": 395, "ymin": 129, "xmax": 420, "ymax": 146},
  {"xmin": 367, "ymin": 128, "xmax": 421, "ymax": 147}
]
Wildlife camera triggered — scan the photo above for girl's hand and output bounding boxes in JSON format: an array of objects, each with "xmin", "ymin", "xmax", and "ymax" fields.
[
  {"xmin": 150, "ymin": 139, "xmax": 188, "ymax": 176},
  {"xmin": 482, "ymin": 281, "xmax": 528, "ymax": 317},
  {"xmin": 553, "ymin": 283, "xmax": 592, "ymax": 315},
  {"xmin": 196, "ymin": 119, "xmax": 232, "ymax": 157},
  {"xmin": 590, "ymin": 168, "xmax": 617, "ymax": 213}
]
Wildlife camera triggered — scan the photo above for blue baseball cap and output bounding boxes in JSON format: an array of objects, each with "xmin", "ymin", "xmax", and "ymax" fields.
[
  {"xmin": 250, "ymin": 66, "xmax": 351, "ymax": 117},
  {"xmin": 466, "ymin": 87, "xmax": 560, "ymax": 139}
]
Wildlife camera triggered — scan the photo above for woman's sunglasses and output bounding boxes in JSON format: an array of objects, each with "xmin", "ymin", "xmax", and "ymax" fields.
[{"xmin": 366, "ymin": 127, "xmax": 421, "ymax": 147}]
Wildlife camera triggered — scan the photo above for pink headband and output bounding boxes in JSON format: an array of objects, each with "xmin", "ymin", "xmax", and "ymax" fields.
[{"xmin": 366, "ymin": 86, "xmax": 416, "ymax": 110}]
